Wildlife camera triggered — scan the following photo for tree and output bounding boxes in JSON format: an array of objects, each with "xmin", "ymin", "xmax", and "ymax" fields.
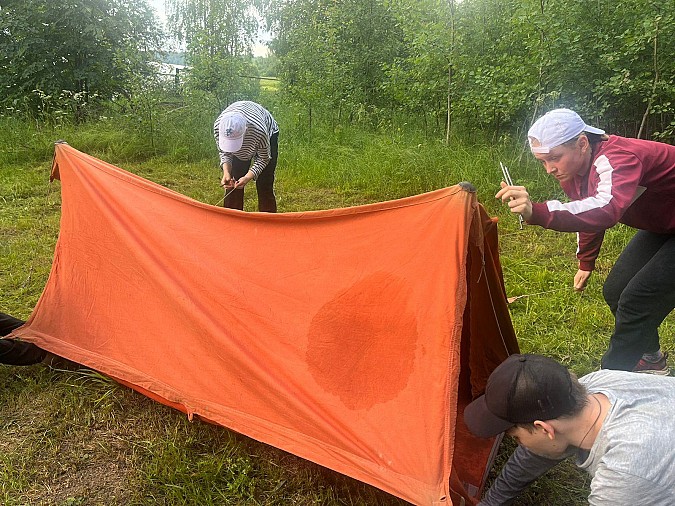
[
  {"xmin": 270, "ymin": 0, "xmax": 405, "ymax": 128},
  {"xmin": 166, "ymin": 0, "xmax": 264, "ymax": 57},
  {"xmin": 182, "ymin": 48, "xmax": 261, "ymax": 111},
  {"xmin": 383, "ymin": 0, "xmax": 456, "ymax": 134},
  {"xmin": 0, "ymin": 0, "xmax": 163, "ymax": 112},
  {"xmin": 164, "ymin": 0, "xmax": 264, "ymax": 112}
]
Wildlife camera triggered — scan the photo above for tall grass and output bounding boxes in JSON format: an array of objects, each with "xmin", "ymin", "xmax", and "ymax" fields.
[{"xmin": 1, "ymin": 104, "xmax": 672, "ymax": 505}]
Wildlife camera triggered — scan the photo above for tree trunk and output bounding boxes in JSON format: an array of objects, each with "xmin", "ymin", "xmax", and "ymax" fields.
[
  {"xmin": 446, "ymin": 64, "xmax": 453, "ymax": 145},
  {"xmin": 445, "ymin": 0, "xmax": 456, "ymax": 145},
  {"xmin": 638, "ymin": 19, "xmax": 659, "ymax": 140}
]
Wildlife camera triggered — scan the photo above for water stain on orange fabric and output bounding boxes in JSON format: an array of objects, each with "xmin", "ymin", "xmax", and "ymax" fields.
[{"xmin": 306, "ymin": 271, "xmax": 417, "ymax": 411}]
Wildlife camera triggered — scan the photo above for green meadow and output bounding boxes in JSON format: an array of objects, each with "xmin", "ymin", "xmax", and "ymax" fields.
[{"xmin": 1, "ymin": 106, "xmax": 672, "ymax": 505}]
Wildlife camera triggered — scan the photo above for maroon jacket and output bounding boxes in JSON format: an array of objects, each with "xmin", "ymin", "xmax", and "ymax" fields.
[{"xmin": 528, "ymin": 135, "xmax": 675, "ymax": 271}]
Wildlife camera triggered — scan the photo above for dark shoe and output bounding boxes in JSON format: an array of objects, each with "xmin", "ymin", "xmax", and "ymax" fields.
[
  {"xmin": 633, "ymin": 352, "xmax": 670, "ymax": 375},
  {"xmin": 0, "ymin": 338, "xmax": 47, "ymax": 366}
]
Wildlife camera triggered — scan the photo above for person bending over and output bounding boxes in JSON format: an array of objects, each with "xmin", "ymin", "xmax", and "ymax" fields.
[
  {"xmin": 213, "ymin": 100, "xmax": 279, "ymax": 212},
  {"xmin": 497, "ymin": 109, "xmax": 675, "ymax": 373},
  {"xmin": 464, "ymin": 353, "xmax": 675, "ymax": 505}
]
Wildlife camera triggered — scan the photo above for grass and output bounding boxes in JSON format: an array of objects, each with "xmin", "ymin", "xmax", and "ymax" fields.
[{"xmin": 1, "ymin": 110, "xmax": 673, "ymax": 505}]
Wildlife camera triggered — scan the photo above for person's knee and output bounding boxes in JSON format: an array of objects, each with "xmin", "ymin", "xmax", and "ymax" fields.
[
  {"xmin": 614, "ymin": 283, "xmax": 659, "ymax": 322},
  {"xmin": 602, "ymin": 280, "xmax": 620, "ymax": 312}
]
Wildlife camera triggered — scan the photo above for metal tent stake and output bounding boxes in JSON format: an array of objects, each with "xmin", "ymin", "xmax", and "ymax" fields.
[{"xmin": 500, "ymin": 161, "xmax": 524, "ymax": 230}]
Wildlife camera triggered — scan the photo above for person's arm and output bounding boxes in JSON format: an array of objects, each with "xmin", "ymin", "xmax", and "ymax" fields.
[
  {"xmin": 528, "ymin": 152, "xmax": 642, "ymax": 233},
  {"xmin": 572, "ymin": 228, "xmax": 606, "ymax": 290},
  {"xmin": 249, "ymin": 133, "xmax": 271, "ymax": 179},
  {"xmin": 233, "ymin": 169, "xmax": 256, "ymax": 189},
  {"xmin": 234, "ymin": 131, "xmax": 270, "ymax": 189},
  {"xmin": 571, "ymin": 228, "xmax": 605, "ymax": 290},
  {"xmin": 479, "ymin": 445, "xmax": 568, "ymax": 506},
  {"xmin": 220, "ymin": 161, "xmax": 234, "ymax": 187},
  {"xmin": 576, "ymin": 230, "xmax": 605, "ymax": 273}
]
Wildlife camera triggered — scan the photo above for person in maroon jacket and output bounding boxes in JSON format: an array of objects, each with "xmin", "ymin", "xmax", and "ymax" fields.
[{"xmin": 497, "ymin": 108, "xmax": 675, "ymax": 374}]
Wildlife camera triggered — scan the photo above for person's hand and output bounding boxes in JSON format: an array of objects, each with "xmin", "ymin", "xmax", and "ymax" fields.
[
  {"xmin": 573, "ymin": 269, "xmax": 592, "ymax": 291},
  {"xmin": 220, "ymin": 167, "xmax": 234, "ymax": 188},
  {"xmin": 495, "ymin": 181, "xmax": 533, "ymax": 221},
  {"xmin": 234, "ymin": 170, "xmax": 254, "ymax": 189}
]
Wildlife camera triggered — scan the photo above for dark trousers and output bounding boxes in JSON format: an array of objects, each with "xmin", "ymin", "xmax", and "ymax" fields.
[
  {"xmin": 0, "ymin": 312, "xmax": 46, "ymax": 365},
  {"xmin": 601, "ymin": 231, "xmax": 675, "ymax": 371},
  {"xmin": 224, "ymin": 132, "xmax": 279, "ymax": 213}
]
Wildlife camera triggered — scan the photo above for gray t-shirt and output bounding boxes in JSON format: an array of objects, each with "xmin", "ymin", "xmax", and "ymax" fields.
[
  {"xmin": 578, "ymin": 370, "xmax": 675, "ymax": 505},
  {"xmin": 480, "ymin": 370, "xmax": 675, "ymax": 505}
]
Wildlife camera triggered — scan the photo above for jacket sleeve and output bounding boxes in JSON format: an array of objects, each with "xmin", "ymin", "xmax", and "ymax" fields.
[
  {"xmin": 577, "ymin": 230, "xmax": 605, "ymax": 271},
  {"xmin": 528, "ymin": 152, "xmax": 643, "ymax": 233},
  {"xmin": 250, "ymin": 132, "xmax": 271, "ymax": 178},
  {"xmin": 478, "ymin": 445, "xmax": 569, "ymax": 506}
]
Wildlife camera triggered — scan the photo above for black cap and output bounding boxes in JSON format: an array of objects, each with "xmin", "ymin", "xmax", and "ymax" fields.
[{"xmin": 463, "ymin": 354, "xmax": 575, "ymax": 438}]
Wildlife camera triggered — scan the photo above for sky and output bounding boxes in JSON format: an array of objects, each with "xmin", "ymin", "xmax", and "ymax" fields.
[
  {"xmin": 148, "ymin": 0, "xmax": 168, "ymax": 29},
  {"xmin": 147, "ymin": 0, "xmax": 270, "ymax": 57}
]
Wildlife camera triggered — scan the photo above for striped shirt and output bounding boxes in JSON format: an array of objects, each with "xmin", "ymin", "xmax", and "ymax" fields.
[{"xmin": 213, "ymin": 101, "xmax": 279, "ymax": 178}]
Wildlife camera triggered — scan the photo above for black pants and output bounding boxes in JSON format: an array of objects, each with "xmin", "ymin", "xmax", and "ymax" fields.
[
  {"xmin": 601, "ymin": 231, "xmax": 675, "ymax": 371},
  {"xmin": 0, "ymin": 312, "xmax": 46, "ymax": 365},
  {"xmin": 224, "ymin": 132, "xmax": 279, "ymax": 213}
]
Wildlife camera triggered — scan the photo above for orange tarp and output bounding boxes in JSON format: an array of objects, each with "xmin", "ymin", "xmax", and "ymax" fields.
[{"xmin": 13, "ymin": 143, "xmax": 518, "ymax": 505}]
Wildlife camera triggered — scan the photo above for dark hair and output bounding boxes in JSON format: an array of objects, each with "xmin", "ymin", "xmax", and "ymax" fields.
[
  {"xmin": 584, "ymin": 132, "xmax": 606, "ymax": 145},
  {"xmin": 515, "ymin": 373, "xmax": 589, "ymax": 433}
]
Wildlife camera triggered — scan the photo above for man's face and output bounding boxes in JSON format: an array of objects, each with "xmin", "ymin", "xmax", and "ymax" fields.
[
  {"xmin": 506, "ymin": 425, "xmax": 569, "ymax": 459},
  {"xmin": 532, "ymin": 136, "xmax": 590, "ymax": 183}
]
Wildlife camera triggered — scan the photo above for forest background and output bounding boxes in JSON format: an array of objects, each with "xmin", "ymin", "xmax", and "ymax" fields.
[{"xmin": 1, "ymin": 0, "xmax": 674, "ymax": 505}]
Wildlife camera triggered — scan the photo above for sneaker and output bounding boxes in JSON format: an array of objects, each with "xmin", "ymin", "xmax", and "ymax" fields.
[{"xmin": 633, "ymin": 352, "xmax": 670, "ymax": 375}]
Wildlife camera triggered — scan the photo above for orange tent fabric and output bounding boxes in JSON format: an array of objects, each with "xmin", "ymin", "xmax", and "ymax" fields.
[{"xmin": 12, "ymin": 143, "xmax": 518, "ymax": 505}]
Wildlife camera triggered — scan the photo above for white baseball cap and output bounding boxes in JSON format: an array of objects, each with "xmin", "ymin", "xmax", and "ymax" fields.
[
  {"xmin": 218, "ymin": 112, "xmax": 247, "ymax": 152},
  {"xmin": 528, "ymin": 108, "xmax": 605, "ymax": 153}
]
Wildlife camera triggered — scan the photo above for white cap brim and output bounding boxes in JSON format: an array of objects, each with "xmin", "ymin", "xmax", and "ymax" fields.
[
  {"xmin": 583, "ymin": 125, "xmax": 605, "ymax": 136},
  {"xmin": 219, "ymin": 135, "xmax": 244, "ymax": 153}
]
